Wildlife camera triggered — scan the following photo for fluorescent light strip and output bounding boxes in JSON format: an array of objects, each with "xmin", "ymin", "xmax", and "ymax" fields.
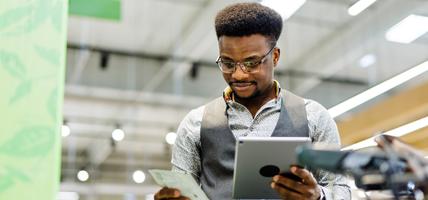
[
  {"xmin": 386, "ymin": 15, "xmax": 428, "ymax": 44},
  {"xmin": 348, "ymin": 0, "xmax": 377, "ymax": 16},
  {"xmin": 342, "ymin": 116, "xmax": 428, "ymax": 151},
  {"xmin": 260, "ymin": 0, "xmax": 306, "ymax": 20},
  {"xmin": 328, "ymin": 60, "xmax": 428, "ymax": 118}
]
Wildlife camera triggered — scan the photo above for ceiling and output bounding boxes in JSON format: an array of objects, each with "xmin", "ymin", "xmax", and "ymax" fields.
[{"xmin": 61, "ymin": 0, "xmax": 428, "ymax": 199}]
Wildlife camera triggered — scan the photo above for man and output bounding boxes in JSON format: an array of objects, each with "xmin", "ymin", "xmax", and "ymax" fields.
[{"xmin": 155, "ymin": 2, "xmax": 350, "ymax": 200}]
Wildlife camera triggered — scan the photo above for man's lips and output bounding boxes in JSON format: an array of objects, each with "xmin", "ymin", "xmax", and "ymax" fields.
[
  {"xmin": 230, "ymin": 82, "xmax": 256, "ymax": 91},
  {"xmin": 231, "ymin": 82, "xmax": 254, "ymax": 87}
]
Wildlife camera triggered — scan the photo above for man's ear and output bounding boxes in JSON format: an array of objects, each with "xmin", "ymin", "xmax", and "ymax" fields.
[{"xmin": 273, "ymin": 48, "xmax": 281, "ymax": 67}]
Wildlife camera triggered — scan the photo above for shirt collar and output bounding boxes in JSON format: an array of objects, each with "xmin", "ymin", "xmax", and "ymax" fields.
[{"xmin": 223, "ymin": 80, "xmax": 282, "ymax": 102}]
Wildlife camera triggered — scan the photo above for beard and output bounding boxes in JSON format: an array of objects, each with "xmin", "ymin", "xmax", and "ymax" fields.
[
  {"xmin": 233, "ymin": 89, "xmax": 261, "ymax": 99},
  {"xmin": 228, "ymin": 80, "xmax": 259, "ymax": 99}
]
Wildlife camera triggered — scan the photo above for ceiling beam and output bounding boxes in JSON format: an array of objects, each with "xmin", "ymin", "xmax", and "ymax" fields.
[
  {"xmin": 63, "ymin": 85, "xmax": 196, "ymax": 170},
  {"xmin": 67, "ymin": 43, "xmax": 216, "ymax": 67},
  {"xmin": 61, "ymin": 156, "xmax": 171, "ymax": 172},
  {"xmin": 68, "ymin": 48, "xmax": 91, "ymax": 84},
  {"xmin": 142, "ymin": 0, "xmax": 244, "ymax": 94},
  {"xmin": 87, "ymin": 138, "xmax": 113, "ymax": 168},
  {"xmin": 284, "ymin": 0, "xmax": 425, "ymax": 95},
  {"xmin": 65, "ymin": 84, "xmax": 208, "ymax": 109},
  {"xmin": 401, "ymin": 127, "xmax": 428, "ymax": 150},
  {"xmin": 66, "ymin": 47, "xmax": 367, "ymax": 86},
  {"xmin": 310, "ymin": 0, "xmax": 351, "ymax": 6},
  {"xmin": 337, "ymin": 80, "xmax": 428, "ymax": 145},
  {"xmin": 60, "ymin": 182, "xmax": 160, "ymax": 196},
  {"xmin": 277, "ymin": 70, "xmax": 368, "ymax": 86}
]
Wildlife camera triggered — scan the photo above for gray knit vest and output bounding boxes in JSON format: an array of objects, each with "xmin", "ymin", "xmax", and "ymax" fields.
[{"xmin": 200, "ymin": 91, "xmax": 309, "ymax": 199}]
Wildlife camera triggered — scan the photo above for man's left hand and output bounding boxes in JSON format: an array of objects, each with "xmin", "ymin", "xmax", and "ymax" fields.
[{"xmin": 271, "ymin": 166, "xmax": 322, "ymax": 200}]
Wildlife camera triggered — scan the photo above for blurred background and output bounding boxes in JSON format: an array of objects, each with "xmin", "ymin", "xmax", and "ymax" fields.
[{"xmin": 58, "ymin": 0, "xmax": 428, "ymax": 199}]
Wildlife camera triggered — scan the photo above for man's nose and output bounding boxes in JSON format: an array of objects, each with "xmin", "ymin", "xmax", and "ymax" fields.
[{"xmin": 231, "ymin": 64, "xmax": 248, "ymax": 80}]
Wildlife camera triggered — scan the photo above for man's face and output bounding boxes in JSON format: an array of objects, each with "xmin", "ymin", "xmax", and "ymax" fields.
[{"xmin": 218, "ymin": 34, "xmax": 279, "ymax": 99}]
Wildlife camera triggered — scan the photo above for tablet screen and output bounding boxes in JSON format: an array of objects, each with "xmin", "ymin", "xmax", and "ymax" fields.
[{"xmin": 232, "ymin": 137, "xmax": 311, "ymax": 199}]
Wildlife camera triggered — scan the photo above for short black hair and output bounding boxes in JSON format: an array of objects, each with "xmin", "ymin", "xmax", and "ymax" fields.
[{"xmin": 215, "ymin": 3, "xmax": 283, "ymax": 46}]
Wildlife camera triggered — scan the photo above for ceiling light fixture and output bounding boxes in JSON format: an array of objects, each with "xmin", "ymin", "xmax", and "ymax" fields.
[
  {"xmin": 359, "ymin": 54, "xmax": 376, "ymax": 68},
  {"xmin": 132, "ymin": 170, "xmax": 146, "ymax": 184},
  {"xmin": 77, "ymin": 170, "xmax": 89, "ymax": 182},
  {"xmin": 260, "ymin": 0, "xmax": 306, "ymax": 20},
  {"xmin": 112, "ymin": 127, "xmax": 125, "ymax": 142},
  {"xmin": 328, "ymin": 60, "xmax": 428, "ymax": 118},
  {"xmin": 62, "ymin": 124, "xmax": 71, "ymax": 137},
  {"xmin": 165, "ymin": 132, "xmax": 177, "ymax": 145},
  {"xmin": 348, "ymin": 0, "xmax": 377, "ymax": 16},
  {"xmin": 386, "ymin": 15, "xmax": 428, "ymax": 44}
]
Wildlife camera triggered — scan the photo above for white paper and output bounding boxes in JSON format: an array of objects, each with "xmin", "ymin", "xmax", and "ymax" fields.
[{"xmin": 149, "ymin": 169, "xmax": 209, "ymax": 200}]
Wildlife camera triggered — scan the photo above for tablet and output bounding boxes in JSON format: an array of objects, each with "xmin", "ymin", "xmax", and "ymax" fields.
[{"xmin": 232, "ymin": 137, "xmax": 311, "ymax": 199}]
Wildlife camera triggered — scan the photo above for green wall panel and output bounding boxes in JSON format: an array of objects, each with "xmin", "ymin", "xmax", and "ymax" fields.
[
  {"xmin": 69, "ymin": 0, "xmax": 121, "ymax": 20},
  {"xmin": 0, "ymin": 0, "xmax": 68, "ymax": 199}
]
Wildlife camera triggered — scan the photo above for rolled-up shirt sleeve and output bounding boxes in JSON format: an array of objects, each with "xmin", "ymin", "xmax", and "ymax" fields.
[
  {"xmin": 171, "ymin": 106, "xmax": 204, "ymax": 182},
  {"xmin": 306, "ymin": 99, "xmax": 352, "ymax": 200}
]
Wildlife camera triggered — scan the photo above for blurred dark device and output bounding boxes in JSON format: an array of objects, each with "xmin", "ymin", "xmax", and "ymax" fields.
[{"xmin": 296, "ymin": 145, "xmax": 408, "ymax": 190}]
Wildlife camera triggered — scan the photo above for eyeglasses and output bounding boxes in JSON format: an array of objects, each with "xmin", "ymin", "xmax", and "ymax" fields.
[{"xmin": 216, "ymin": 46, "xmax": 276, "ymax": 74}]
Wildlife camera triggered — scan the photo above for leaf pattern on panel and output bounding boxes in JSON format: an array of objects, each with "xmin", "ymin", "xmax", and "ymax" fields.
[
  {"xmin": 1, "ymin": 0, "xmax": 53, "ymax": 35},
  {"xmin": 25, "ymin": 0, "xmax": 51, "ymax": 32},
  {"xmin": 34, "ymin": 45, "xmax": 60, "ymax": 65},
  {"xmin": 9, "ymin": 80, "xmax": 32, "ymax": 104},
  {"xmin": 29, "ymin": 0, "xmax": 65, "ymax": 33},
  {"xmin": 0, "ymin": 126, "xmax": 55, "ymax": 157},
  {"xmin": 0, "ymin": 0, "xmax": 65, "ymax": 198},
  {"xmin": 0, "ymin": 5, "xmax": 32, "ymax": 30},
  {"xmin": 0, "ymin": 51, "xmax": 26, "ymax": 79},
  {"xmin": 0, "ymin": 174, "xmax": 14, "ymax": 192},
  {"xmin": 47, "ymin": 88, "xmax": 58, "ymax": 120},
  {"xmin": 0, "ymin": 166, "xmax": 31, "ymax": 192},
  {"xmin": 50, "ymin": 0, "xmax": 64, "ymax": 32}
]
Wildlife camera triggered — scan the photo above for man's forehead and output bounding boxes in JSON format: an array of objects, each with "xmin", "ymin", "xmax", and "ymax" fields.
[
  {"xmin": 219, "ymin": 34, "xmax": 269, "ymax": 45},
  {"xmin": 218, "ymin": 35, "xmax": 270, "ymax": 54}
]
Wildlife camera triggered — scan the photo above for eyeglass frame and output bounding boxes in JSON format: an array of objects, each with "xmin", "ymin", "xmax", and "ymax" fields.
[{"xmin": 215, "ymin": 46, "xmax": 276, "ymax": 74}]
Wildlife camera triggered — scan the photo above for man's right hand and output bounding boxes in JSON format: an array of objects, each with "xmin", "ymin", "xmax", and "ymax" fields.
[{"xmin": 154, "ymin": 187, "xmax": 190, "ymax": 200}]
